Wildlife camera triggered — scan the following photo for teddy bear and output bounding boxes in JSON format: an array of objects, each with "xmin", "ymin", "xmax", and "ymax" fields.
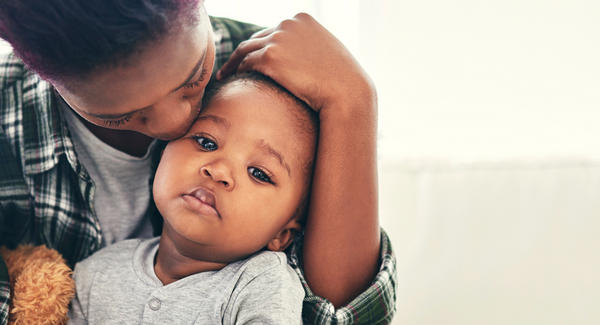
[{"xmin": 0, "ymin": 245, "xmax": 74, "ymax": 325}]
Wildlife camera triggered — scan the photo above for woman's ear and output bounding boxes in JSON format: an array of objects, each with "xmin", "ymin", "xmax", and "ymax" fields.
[{"xmin": 267, "ymin": 219, "xmax": 302, "ymax": 252}]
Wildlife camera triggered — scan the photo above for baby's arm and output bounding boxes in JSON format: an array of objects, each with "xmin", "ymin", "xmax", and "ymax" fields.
[{"xmin": 218, "ymin": 13, "xmax": 380, "ymax": 307}]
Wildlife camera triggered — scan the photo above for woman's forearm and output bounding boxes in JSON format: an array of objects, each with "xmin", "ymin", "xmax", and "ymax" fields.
[{"xmin": 303, "ymin": 84, "xmax": 380, "ymax": 307}]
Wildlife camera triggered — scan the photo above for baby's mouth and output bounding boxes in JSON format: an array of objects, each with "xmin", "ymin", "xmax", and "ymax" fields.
[
  {"xmin": 190, "ymin": 187, "xmax": 216, "ymax": 208},
  {"xmin": 182, "ymin": 187, "xmax": 220, "ymax": 218}
]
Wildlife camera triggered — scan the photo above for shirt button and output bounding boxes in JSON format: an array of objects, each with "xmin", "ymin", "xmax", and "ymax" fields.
[{"xmin": 148, "ymin": 298, "xmax": 161, "ymax": 311}]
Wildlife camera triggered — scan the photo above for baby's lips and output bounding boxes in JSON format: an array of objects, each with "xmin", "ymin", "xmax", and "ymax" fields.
[{"xmin": 189, "ymin": 187, "xmax": 216, "ymax": 209}]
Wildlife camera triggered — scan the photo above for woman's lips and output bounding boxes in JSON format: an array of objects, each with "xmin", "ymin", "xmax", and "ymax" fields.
[{"xmin": 182, "ymin": 187, "xmax": 220, "ymax": 218}]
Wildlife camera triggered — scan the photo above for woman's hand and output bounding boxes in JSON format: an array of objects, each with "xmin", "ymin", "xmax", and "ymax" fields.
[{"xmin": 217, "ymin": 12, "xmax": 375, "ymax": 114}]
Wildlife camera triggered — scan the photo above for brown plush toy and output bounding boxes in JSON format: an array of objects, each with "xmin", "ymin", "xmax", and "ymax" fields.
[{"xmin": 0, "ymin": 245, "xmax": 75, "ymax": 325}]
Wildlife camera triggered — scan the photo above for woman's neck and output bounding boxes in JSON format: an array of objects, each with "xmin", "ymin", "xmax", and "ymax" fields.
[{"xmin": 154, "ymin": 234, "xmax": 226, "ymax": 285}]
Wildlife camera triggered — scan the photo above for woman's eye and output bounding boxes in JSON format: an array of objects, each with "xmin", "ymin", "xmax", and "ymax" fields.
[
  {"xmin": 103, "ymin": 115, "xmax": 131, "ymax": 127},
  {"xmin": 184, "ymin": 68, "xmax": 208, "ymax": 89},
  {"xmin": 192, "ymin": 135, "xmax": 218, "ymax": 151},
  {"xmin": 248, "ymin": 167, "xmax": 273, "ymax": 184},
  {"xmin": 184, "ymin": 81, "xmax": 201, "ymax": 89}
]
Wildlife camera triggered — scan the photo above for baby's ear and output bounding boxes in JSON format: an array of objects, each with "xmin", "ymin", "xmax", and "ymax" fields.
[{"xmin": 266, "ymin": 219, "xmax": 302, "ymax": 252}]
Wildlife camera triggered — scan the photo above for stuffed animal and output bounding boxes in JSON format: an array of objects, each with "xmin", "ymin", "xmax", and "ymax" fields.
[{"xmin": 0, "ymin": 245, "xmax": 74, "ymax": 325}]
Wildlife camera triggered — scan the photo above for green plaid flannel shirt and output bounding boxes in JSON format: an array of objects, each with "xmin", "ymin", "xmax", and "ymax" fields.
[{"xmin": 0, "ymin": 17, "xmax": 397, "ymax": 324}]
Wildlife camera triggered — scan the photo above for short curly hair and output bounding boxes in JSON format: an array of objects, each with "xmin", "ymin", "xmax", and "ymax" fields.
[{"xmin": 0, "ymin": 0, "xmax": 202, "ymax": 81}]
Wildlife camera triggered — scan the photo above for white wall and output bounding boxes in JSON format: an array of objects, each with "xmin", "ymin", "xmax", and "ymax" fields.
[
  {"xmin": 0, "ymin": 41, "xmax": 9, "ymax": 54},
  {"xmin": 381, "ymin": 159, "xmax": 600, "ymax": 324}
]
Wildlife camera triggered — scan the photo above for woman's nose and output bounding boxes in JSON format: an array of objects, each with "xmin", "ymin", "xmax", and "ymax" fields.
[{"xmin": 146, "ymin": 94, "xmax": 196, "ymax": 139}]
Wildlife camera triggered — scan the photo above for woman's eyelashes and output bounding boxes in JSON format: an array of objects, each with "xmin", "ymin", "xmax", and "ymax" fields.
[
  {"xmin": 101, "ymin": 68, "xmax": 208, "ymax": 127},
  {"xmin": 103, "ymin": 115, "xmax": 131, "ymax": 127},
  {"xmin": 184, "ymin": 67, "xmax": 209, "ymax": 89},
  {"xmin": 191, "ymin": 134, "xmax": 275, "ymax": 185}
]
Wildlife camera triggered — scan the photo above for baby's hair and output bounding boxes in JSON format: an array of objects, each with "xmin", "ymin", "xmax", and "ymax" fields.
[
  {"xmin": 0, "ymin": 0, "xmax": 201, "ymax": 82},
  {"xmin": 202, "ymin": 71, "xmax": 319, "ymax": 153},
  {"xmin": 202, "ymin": 72, "xmax": 319, "ymax": 225}
]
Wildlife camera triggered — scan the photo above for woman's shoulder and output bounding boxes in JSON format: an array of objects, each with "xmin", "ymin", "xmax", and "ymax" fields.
[
  {"xmin": 0, "ymin": 51, "xmax": 53, "ymax": 124},
  {"xmin": 209, "ymin": 16, "xmax": 264, "ymax": 51},
  {"xmin": 0, "ymin": 51, "xmax": 28, "ymax": 90}
]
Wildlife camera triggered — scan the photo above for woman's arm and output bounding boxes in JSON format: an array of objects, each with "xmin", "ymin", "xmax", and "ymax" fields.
[
  {"xmin": 218, "ymin": 13, "xmax": 380, "ymax": 307},
  {"xmin": 303, "ymin": 80, "xmax": 379, "ymax": 307}
]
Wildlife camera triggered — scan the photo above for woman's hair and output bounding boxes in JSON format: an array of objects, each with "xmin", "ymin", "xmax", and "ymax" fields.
[{"xmin": 0, "ymin": 0, "xmax": 201, "ymax": 81}]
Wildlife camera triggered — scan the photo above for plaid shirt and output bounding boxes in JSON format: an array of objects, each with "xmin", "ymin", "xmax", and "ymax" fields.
[{"xmin": 0, "ymin": 17, "xmax": 397, "ymax": 324}]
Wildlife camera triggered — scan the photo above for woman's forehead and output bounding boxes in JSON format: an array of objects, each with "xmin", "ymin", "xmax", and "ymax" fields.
[{"xmin": 58, "ymin": 22, "xmax": 213, "ymax": 115}]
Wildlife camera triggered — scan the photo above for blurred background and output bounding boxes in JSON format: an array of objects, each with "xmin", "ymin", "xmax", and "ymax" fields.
[{"xmin": 2, "ymin": 0, "xmax": 600, "ymax": 324}]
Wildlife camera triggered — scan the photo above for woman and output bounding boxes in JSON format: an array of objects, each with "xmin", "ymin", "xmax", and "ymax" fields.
[{"xmin": 0, "ymin": 1, "xmax": 396, "ymax": 323}]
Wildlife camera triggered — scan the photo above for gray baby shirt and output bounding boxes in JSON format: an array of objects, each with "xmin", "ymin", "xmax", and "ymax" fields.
[{"xmin": 68, "ymin": 238, "xmax": 304, "ymax": 324}]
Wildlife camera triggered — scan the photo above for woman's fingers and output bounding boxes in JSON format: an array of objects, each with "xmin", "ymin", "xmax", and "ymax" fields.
[
  {"xmin": 236, "ymin": 46, "xmax": 269, "ymax": 75},
  {"xmin": 250, "ymin": 26, "xmax": 275, "ymax": 39},
  {"xmin": 217, "ymin": 32, "xmax": 272, "ymax": 80},
  {"xmin": 219, "ymin": 12, "xmax": 372, "ymax": 113}
]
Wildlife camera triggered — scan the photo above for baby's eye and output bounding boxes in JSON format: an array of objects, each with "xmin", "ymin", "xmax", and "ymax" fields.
[
  {"xmin": 248, "ymin": 167, "xmax": 273, "ymax": 184},
  {"xmin": 192, "ymin": 135, "xmax": 218, "ymax": 151}
]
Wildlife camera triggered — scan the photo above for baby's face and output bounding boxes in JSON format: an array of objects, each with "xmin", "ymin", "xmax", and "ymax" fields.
[{"xmin": 153, "ymin": 82, "xmax": 314, "ymax": 263}]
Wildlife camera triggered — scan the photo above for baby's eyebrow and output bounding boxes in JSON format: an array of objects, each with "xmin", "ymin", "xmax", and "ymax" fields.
[
  {"xmin": 196, "ymin": 114, "xmax": 231, "ymax": 129},
  {"xmin": 256, "ymin": 139, "xmax": 291, "ymax": 177}
]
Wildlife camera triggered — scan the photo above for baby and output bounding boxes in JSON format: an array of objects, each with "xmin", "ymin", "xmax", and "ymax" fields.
[{"xmin": 68, "ymin": 72, "xmax": 318, "ymax": 324}]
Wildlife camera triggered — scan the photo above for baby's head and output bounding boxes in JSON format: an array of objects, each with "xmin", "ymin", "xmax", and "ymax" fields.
[{"xmin": 153, "ymin": 72, "xmax": 318, "ymax": 263}]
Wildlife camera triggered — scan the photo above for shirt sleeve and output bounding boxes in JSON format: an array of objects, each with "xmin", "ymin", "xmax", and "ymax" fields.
[
  {"xmin": 0, "ymin": 255, "xmax": 9, "ymax": 325},
  {"xmin": 287, "ymin": 228, "xmax": 398, "ymax": 325},
  {"xmin": 209, "ymin": 16, "xmax": 264, "ymax": 71},
  {"xmin": 224, "ymin": 253, "xmax": 304, "ymax": 325}
]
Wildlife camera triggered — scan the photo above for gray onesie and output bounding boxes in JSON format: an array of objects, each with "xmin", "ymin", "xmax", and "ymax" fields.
[{"xmin": 68, "ymin": 238, "xmax": 304, "ymax": 324}]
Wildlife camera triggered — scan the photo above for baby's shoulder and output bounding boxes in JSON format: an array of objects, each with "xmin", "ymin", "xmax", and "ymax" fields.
[
  {"xmin": 221, "ymin": 251, "xmax": 304, "ymax": 322},
  {"xmin": 243, "ymin": 250, "xmax": 287, "ymax": 267},
  {"xmin": 234, "ymin": 251, "xmax": 295, "ymax": 282}
]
